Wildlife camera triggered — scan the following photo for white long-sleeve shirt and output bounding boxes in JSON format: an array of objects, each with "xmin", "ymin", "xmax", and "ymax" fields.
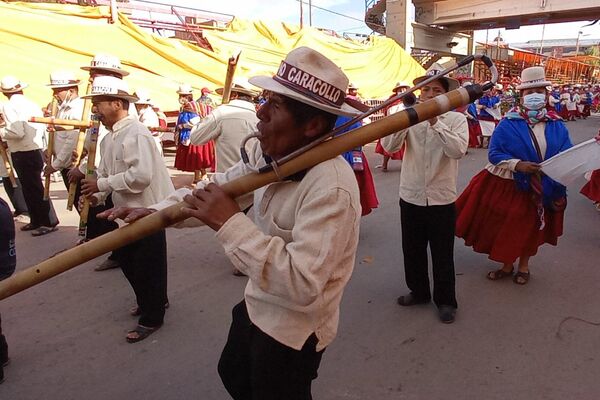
[
  {"xmin": 94, "ymin": 115, "xmax": 173, "ymax": 208},
  {"xmin": 137, "ymin": 105, "xmax": 162, "ymax": 156},
  {"xmin": 190, "ymin": 99, "xmax": 259, "ymax": 172},
  {"xmin": 0, "ymin": 94, "xmax": 45, "ymax": 152},
  {"xmin": 381, "ymin": 110, "xmax": 468, "ymax": 206},
  {"xmin": 51, "ymin": 97, "xmax": 85, "ymax": 170},
  {"xmin": 153, "ymin": 141, "xmax": 361, "ymax": 351}
]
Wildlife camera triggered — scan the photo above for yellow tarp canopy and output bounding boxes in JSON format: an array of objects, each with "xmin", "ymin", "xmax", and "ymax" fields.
[{"xmin": 0, "ymin": 1, "xmax": 423, "ymax": 111}]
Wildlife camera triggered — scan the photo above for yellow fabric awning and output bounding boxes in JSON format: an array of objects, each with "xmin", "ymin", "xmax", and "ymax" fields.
[{"xmin": 0, "ymin": 1, "xmax": 424, "ymax": 111}]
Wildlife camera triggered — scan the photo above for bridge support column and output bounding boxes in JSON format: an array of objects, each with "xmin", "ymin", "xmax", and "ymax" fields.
[{"xmin": 386, "ymin": 0, "xmax": 414, "ymax": 52}]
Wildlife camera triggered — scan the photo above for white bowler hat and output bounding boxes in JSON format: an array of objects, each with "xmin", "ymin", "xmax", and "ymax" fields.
[
  {"xmin": 1, "ymin": 76, "xmax": 28, "ymax": 93},
  {"xmin": 81, "ymin": 54, "xmax": 130, "ymax": 77},
  {"xmin": 216, "ymin": 77, "xmax": 259, "ymax": 97},
  {"xmin": 133, "ymin": 88, "xmax": 153, "ymax": 105},
  {"xmin": 249, "ymin": 47, "xmax": 361, "ymax": 116},
  {"xmin": 47, "ymin": 70, "xmax": 80, "ymax": 89},
  {"xmin": 176, "ymin": 83, "xmax": 193, "ymax": 95},
  {"xmin": 413, "ymin": 63, "xmax": 459, "ymax": 92},
  {"xmin": 393, "ymin": 81, "xmax": 411, "ymax": 91},
  {"xmin": 81, "ymin": 76, "xmax": 138, "ymax": 102},
  {"xmin": 516, "ymin": 67, "xmax": 552, "ymax": 90}
]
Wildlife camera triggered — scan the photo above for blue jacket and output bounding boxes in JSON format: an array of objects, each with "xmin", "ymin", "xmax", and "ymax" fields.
[
  {"xmin": 335, "ymin": 116, "xmax": 362, "ymax": 166},
  {"xmin": 488, "ymin": 118, "xmax": 573, "ymax": 206},
  {"xmin": 478, "ymin": 95, "xmax": 500, "ymax": 119}
]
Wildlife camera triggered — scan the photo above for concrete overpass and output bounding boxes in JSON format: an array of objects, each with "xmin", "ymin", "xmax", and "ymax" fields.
[{"xmin": 366, "ymin": 0, "xmax": 600, "ymax": 59}]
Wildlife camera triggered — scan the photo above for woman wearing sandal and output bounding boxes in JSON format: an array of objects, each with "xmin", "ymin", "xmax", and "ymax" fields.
[{"xmin": 456, "ymin": 67, "xmax": 573, "ymax": 285}]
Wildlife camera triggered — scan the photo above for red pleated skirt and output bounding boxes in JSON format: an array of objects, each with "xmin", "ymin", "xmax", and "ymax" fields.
[
  {"xmin": 581, "ymin": 170, "xmax": 600, "ymax": 203},
  {"xmin": 174, "ymin": 141, "xmax": 215, "ymax": 172},
  {"xmin": 456, "ymin": 170, "xmax": 564, "ymax": 264},
  {"xmin": 375, "ymin": 140, "xmax": 404, "ymax": 160},
  {"xmin": 467, "ymin": 119, "xmax": 482, "ymax": 148},
  {"xmin": 354, "ymin": 152, "xmax": 379, "ymax": 216}
]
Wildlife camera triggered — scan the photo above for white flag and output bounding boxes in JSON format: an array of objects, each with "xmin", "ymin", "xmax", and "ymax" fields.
[{"xmin": 541, "ymin": 139, "xmax": 600, "ymax": 186}]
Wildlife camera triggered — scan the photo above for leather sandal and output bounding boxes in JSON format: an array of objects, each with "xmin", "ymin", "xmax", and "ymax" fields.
[
  {"xmin": 513, "ymin": 271, "xmax": 530, "ymax": 285},
  {"xmin": 487, "ymin": 268, "xmax": 513, "ymax": 280},
  {"xmin": 20, "ymin": 223, "xmax": 39, "ymax": 232},
  {"xmin": 31, "ymin": 226, "xmax": 58, "ymax": 237},
  {"xmin": 126, "ymin": 324, "xmax": 162, "ymax": 343}
]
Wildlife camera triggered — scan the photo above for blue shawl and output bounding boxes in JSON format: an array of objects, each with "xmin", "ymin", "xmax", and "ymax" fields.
[
  {"xmin": 176, "ymin": 110, "xmax": 198, "ymax": 144},
  {"xmin": 488, "ymin": 118, "xmax": 573, "ymax": 206},
  {"xmin": 335, "ymin": 116, "xmax": 362, "ymax": 166}
]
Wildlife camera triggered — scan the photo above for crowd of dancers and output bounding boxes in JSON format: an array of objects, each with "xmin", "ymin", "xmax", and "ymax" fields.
[{"xmin": 1, "ymin": 49, "xmax": 599, "ymax": 398}]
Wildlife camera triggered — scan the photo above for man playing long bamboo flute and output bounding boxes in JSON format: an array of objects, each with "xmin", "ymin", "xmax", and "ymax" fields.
[
  {"xmin": 42, "ymin": 71, "xmax": 84, "ymax": 204},
  {"xmin": 70, "ymin": 54, "xmax": 134, "ymax": 270},
  {"xmin": 100, "ymin": 47, "xmax": 362, "ymax": 399},
  {"xmin": 79, "ymin": 76, "xmax": 174, "ymax": 343}
]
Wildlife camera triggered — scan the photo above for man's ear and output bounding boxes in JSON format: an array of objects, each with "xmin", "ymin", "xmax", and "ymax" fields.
[{"xmin": 303, "ymin": 115, "xmax": 330, "ymax": 139}]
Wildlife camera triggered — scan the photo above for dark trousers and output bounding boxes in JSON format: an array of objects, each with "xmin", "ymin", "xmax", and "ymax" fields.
[
  {"xmin": 218, "ymin": 301, "xmax": 324, "ymax": 400},
  {"xmin": 1, "ymin": 313, "xmax": 7, "ymax": 381},
  {"xmin": 11, "ymin": 150, "xmax": 58, "ymax": 227},
  {"xmin": 400, "ymin": 199, "xmax": 457, "ymax": 308},
  {"xmin": 120, "ymin": 229, "xmax": 167, "ymax": 328},
  {"xmin": 1, "ymin": 177, "xmax": 28, "ymax": 216},
  {"xmin": 60, "ymin": 171, "xmax": 121, "ymax": 260}
]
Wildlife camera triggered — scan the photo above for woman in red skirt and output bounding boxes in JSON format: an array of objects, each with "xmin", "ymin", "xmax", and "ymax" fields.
[
  {"xmin": 174, "ymin": 84, "xmax": 215, "ymax": 182},
  {"xmin": 375, "ymin": 82, "xmax": 410, "ymax": 171},
  {"xmin": 456, "ymin": 67, "xmax": 573, "ymax": 285},
  {"xmin": 581, "ymin": 169, "xmax": 600, "ymax": 211}
]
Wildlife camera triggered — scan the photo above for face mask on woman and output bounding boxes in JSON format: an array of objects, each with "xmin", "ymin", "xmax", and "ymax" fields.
[{"xmin": 522, "ymin": 92, "xmax": 546, "ymax": 111}]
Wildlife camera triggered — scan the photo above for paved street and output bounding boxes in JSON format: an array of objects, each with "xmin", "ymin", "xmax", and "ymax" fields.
[{"xmin": 1, "ymin": 115, "xmax": 599, "ymax": 400}]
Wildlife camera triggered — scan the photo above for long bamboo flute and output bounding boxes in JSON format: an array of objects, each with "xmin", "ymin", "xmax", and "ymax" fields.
[
  {"xmin": 221, "ymin": 51, "xmax": 241, "ymax": 105},
  {"xmin": 77, "ymin": 118, "xmax": 100, "ymax": 238},
  {"xmin": 29, "ymin": 116, "xmax": 91, "ymax": 129},
  {"xmin": 0, "ymin": 84, "xmax": 487, "ymax": 301},
  {"xmin": 0, "ymin": 143, "xmax": 17, "ymax": 188},
  {"xmin": 66, "ymin": 81, "xmax": 93, "ymax": 211},
  {"xmin": 43, "ymin": 98, "xmax": 59, "ymax": 200}
]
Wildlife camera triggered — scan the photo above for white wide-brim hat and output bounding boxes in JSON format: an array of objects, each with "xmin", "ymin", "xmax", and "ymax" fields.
[
  {"xmin": 516, "ymin": 66, "xmax": 552, "ymax": 90},
  {"xmin": 1, "ymin": 76, "xmax": 28, "ymax": 93},
  {"xmin": 216, "ymin": 77, "xmax": 259, "ymax": 97},
  {"xmin": 47, "ymin": 70, "xmax": 80, "ymax": 89},
  {"xmin": 393, "ymin": 81, "xmax": 411, "ymax": 91},
  {"xmin": 249, "ymin": 46, "xmax": 361, "ymax": 117},
  {"xmin": 81, "ymin": 75, "xmax": 138, "ymax": 103},
  {"xmin": 177, "ymin": 83, "xmax": 193, "ymax": 95},
  {"xmin": 413, "ymin": 63, "xmax": 459, "ymax": 92},
  {"xmin": 81, "ymin": 54, "xmax": 130, "ymax": 77},
  {"xmin": 133, "ymin": 88, "xmax": 153, "ymax": 105}
]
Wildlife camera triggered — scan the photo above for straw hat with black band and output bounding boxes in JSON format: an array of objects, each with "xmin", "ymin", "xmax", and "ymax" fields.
[
  {"xmin": 1, "ymin": 76, "xmax": 28, "ymax": 94},
  {"xmin": 81, "ymin": 54, "xmax": 130, "ymax": 77},
  {"xmin": 47, "ymin": 71, "xmax": 81, "ymax": 89},
  {"xmin": 249, "ymin": 46, "xmax": 361, "ymax": 116},
  {"xmin": 81, "ymin": 76, "xmax": 138, "ymax": 103},
  {"xmin": 215, "ymin": 77, "xmax": 259, "ymax": 97},
  {"xmin": 413, "ymin": 63, "xmax": 459, "ymax": 92}
]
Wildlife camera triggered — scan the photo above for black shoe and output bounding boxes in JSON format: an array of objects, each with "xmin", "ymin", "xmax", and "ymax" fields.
[
  {"xmin": 438, "ymin": 305, "xmax": 456, "ymax": 324},
  {"xmin": 397, "ymin": 293, "xmax": 430, "ymax": 306},
  {"xmin": 20, "ymin": 223, "xmax": 39, "ymax": 231}
]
